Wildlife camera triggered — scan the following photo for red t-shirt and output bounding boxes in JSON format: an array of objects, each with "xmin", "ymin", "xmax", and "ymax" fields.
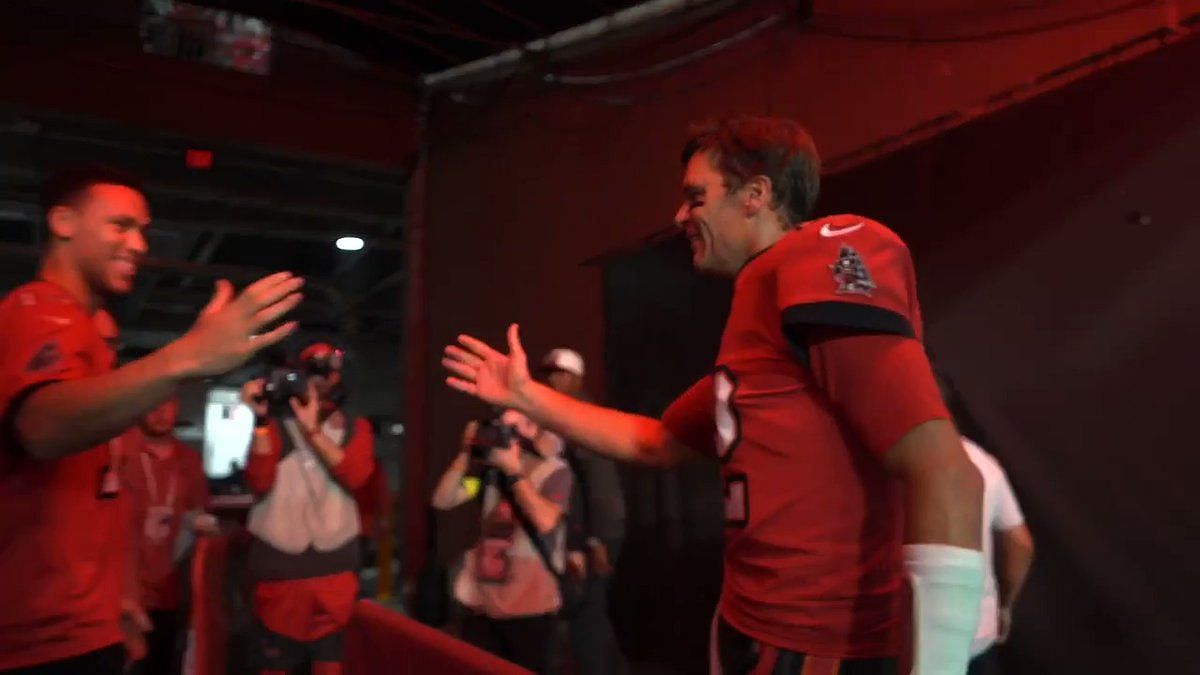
[
  {"xmin": 118, "ymin": 432, "xmax": 209, "ymax": 611},
  {"xmin": 0, "ymin": 281, "xmax": 125, "ymax": 669},
  {"xmin": 662, "ymin": 216, "xmax": 948, "ymax": 658}
]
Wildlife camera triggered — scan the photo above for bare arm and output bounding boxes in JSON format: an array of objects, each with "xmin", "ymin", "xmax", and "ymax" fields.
[
  {"xmin": 17, "ymin": 347, "xmax": 188, "ymax": 461},
  {"xmin": 17, "ymin": 274, "xmax": 303, "ymax": 461},
  {"xmin": 507, "ymin": 474, "xmax": 563, "ymax": 535},
  {"xmin": 430, "ymin": 451, "xmax": 473, "ymax": 511},
  {"xmin": 307, "ymin": 428, "xmax": 346, "ymax": 467},
  {"xmin": 442, "ymin": 325, "xmax": 693, "ymax": 467},
  {"xmin": 996, "ymin": 524, "xmax": 1034, "ymax": 638},
  {"xmin": 883, "ymin": 419, "xmax": 983, "ymax": 549},
  {"xmin": 515, "ymin": 381, "xmax": 692, "ymax": 468}
]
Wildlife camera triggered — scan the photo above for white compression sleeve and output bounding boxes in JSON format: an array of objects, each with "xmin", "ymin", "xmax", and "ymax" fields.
[{"xmin": 904, "ymin": 544, "xmax": 985, "ymax": 675}]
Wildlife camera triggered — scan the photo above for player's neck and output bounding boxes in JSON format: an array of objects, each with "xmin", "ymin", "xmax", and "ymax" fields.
[
  {"xmin": 749, "ymin": 217, "xmax": 789, "ymax": 254},
  {"xmin": 736, "ymin": 218, "xmax": 789, "ymax": 270},
  {"xmin": 38, "ymin": 252, "xmax": 101, "ymax": 312}
]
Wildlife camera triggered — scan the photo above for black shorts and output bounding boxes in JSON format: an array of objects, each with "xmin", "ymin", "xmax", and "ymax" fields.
[
  {"xmin": 255, "ymin": 623, "xmax": 344, "ymax": 671},
  {"xmin": 713, "ymin": 615, "xmax": 898, "ymax": 675}
]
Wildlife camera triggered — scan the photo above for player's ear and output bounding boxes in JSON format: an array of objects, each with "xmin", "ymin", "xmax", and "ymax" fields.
[
  {"xmin": 742, "ymin": 174, "xmax": 772, "ymax": 217},
  {"xmin": 46, "ymin": 205, "xmax": 79, "ymax": 240}
]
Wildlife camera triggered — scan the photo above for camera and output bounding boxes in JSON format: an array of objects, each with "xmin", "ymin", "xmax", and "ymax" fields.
[
  {"xmin": 469, "ymin": 417, "xmax": 519, "ymax": 460},
  {"xmin": 254, "ymin": 342, "xmax": 347, "ymax": 416},
  {"xmin": 261, "ymin": 366, "xmax": 309, "ymax": 412}
]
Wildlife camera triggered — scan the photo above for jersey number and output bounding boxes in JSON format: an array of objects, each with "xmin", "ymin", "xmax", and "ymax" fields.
[
  {"xmin": 713, "ymin": 367, "xmax": 741, "ymax": 461},
  {"xmin": 714, "ymin": 367, "xmax": 748, "ymax": 526}
]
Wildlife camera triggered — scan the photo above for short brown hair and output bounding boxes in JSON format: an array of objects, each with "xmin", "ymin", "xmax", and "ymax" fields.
[{"xmin": 682, "ymin": 116, "xmax": 821, "ymax": 225}]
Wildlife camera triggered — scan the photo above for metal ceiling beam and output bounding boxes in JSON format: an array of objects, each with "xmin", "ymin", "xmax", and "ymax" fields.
[
  {"xmin": 421, "ymin": 0, "xmax": 737, "ymax": 90},
  {"xmin": 0, "ymin": 202, "xmax": 404, "ymax": 250},
  {"xmin": 154, "ymin": 218, "xmax": 404, "ymax": 251},
  {"xmin": 0, "ymin": 242, "xmax": 349, "ymax": 310}
]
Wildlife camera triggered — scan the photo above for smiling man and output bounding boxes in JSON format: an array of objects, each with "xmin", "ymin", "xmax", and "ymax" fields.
[
  {"xmin": 443, "ymin": 117, "xmax": 985, "ymax": 675},
  {"xmin": 0, "ymin": 164, "xmax": 304, "ymax": 673}
]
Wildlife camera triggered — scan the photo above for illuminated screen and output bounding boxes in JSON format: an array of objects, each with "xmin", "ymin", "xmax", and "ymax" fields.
[{"xmin": 203, "ymin": 387, "xmax": 253, "ymax": 478}]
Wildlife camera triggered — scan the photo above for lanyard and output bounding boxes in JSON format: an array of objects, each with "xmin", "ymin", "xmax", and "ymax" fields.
[{"xmin": 140, "ymin": 451, "xmax": 178, "ymax": 508}]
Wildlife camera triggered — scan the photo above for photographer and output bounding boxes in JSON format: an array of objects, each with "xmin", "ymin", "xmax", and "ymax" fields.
[
  {"xmin": 431, "ymin": 410, "xmax": 572, "ymax": 674},
  {"xmin": 240, "ymin": 342, "xmax": 375, "ymax": 675}
]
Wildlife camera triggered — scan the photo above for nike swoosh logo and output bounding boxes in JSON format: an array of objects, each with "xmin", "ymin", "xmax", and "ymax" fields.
[
  {"xmin": 43, "ymin": 315, "xmax": 72, "ymax": 326},
  {"xmin": 820, "ymin": 221, "xmax": 865, "ymax": 237}
]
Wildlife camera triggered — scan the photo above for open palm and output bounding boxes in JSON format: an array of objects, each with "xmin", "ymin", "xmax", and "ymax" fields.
[{"xmin": 442, "ymin": 324, "xmax": 531, "ymax": 408}]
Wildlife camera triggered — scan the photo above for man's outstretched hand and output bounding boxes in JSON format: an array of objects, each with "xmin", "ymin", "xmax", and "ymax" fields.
[
  {"xmin": 442, "ymin": 324, "xmax": 532, "ymax": 409},
  {"xmin": 169, "ymin": 272, "xmax": 304, "ymax": 379}
]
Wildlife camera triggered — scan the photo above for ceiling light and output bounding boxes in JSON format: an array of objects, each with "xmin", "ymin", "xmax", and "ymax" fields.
[{"xmin": 336, "ymin": 236, "xmax": 365, "ymax": 251}]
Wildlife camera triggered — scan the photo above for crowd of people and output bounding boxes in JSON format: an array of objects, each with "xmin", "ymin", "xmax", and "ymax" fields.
[{"xmin": 0, "ymin": 115, "xmax": 1034, "ymax": 675}]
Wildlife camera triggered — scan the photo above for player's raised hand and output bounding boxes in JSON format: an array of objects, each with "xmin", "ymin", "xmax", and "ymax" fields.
[
  {"xmin": 169, "ymin": 273, "xmax": 304, "ymax": 378},
  {"xmin": 443, "ymin": 323, "xmax": 531, "ymax": 407}
]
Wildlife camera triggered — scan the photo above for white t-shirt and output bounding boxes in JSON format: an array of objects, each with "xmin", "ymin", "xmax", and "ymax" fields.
[
  {"xmin": 453, "ymin": 453, "xmax": 573, "ymax": 619},
  {"xmin": 962, "ymin": 437, "xmax": 1026, "ymax": 655}
]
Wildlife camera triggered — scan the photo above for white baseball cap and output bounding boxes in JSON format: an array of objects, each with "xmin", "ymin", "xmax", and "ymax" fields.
[{"xmin": 541, "ymin": 348, "xmax": 585, "ymax": 377}]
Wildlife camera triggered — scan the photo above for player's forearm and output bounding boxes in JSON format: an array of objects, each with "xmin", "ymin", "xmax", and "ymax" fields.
[
  {"xmin": 515, "ymin": 381, "xmax": 687, "ymax": 467},
  {"xmin": 889, "ymin": 421, "xmax": 983, "ymax": 549},
  {"xmin": 16, "ymin": 345, "xmax": 189, "ymax": 461},
  {"xmin": 510, "ymin": 477, "xmax": 562, "ymax": 535}
]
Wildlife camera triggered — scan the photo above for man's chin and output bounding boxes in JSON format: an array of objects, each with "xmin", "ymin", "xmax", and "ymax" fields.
[
  {"xmin": 104, "ymin": 275, "xmax": 137, "ymax": 296},
  {"xmin": 691, "ymin": 253, "xmax": 727, "ymax": 277}
]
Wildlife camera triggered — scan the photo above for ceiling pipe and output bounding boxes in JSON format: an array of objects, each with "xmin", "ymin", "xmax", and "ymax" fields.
[{"xmin": 421, "ymin": 0, "xmax": 737, "ymax": 91}]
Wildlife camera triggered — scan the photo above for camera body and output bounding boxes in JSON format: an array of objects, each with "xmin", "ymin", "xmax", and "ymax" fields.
[
  {"xmin": 255, "ymin": 342, "xmax": 347, "ymax": 416},
  {"xmin": 469, "ymin": 418, "xmax": 519, "ymax": 460},
  {"xmin": 262, "ymin": 366, "xmax": 309, "ymax": 413}
]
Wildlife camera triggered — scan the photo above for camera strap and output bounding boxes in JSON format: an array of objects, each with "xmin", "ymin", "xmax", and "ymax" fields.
[
  {"xmin": 493, "ymin": 470, "xmax": 584, "ymax": 616},
  {"xmin": 493, "ymin": 471, "xmax": 561, "ymax": 579}
]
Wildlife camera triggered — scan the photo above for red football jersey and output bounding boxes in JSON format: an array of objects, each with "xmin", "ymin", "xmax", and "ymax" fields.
[
  {"xmin": 663, "ymin": 215, "xmax": 946, "ymax": 658},
  {"xmin": 0, "ymin": 281, "xmax": 126, "ymax": 669}
]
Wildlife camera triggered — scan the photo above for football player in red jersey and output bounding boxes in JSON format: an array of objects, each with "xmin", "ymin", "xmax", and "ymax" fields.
[
  {"xmin": 0, "ymin": 164, "xmax": 304, "ymax": 674},
  {"xmin": 442, "ymin": 117, "xmax": 985, "ymax": 675}
]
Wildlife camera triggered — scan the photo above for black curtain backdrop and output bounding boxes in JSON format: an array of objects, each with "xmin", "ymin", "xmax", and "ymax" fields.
[{"xmin": 602, "ymin": 34, "xmax": 1200, "ymax": 675}]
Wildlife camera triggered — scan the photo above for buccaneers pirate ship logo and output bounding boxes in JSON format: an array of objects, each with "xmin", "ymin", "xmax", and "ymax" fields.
[{"xmin": 830, "ymin": 245, "xmax": 875, "ymax": 296}]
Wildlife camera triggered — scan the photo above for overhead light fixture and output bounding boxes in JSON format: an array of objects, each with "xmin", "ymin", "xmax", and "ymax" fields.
[{"xmin": 336, "ymin": 236, "xmax": 365, "ymax": 251}]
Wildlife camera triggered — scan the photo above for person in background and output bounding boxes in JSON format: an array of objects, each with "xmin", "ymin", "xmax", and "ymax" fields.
[
  {"xmin": 431, "ymin": 410, "xmax": 573, "ymax": 674},
  {"xmin": 934, "ymin": 370, "xmax": 1035, "ymax": 675},
  {"xmin": 0, "ymin": 163, "xmax": 302, "ymax": 674},
  {"xmin": 120, "ymin": 396, "xmax": 217, "ymax": 675},
  {"xmin": 539, "ymin": 348, "xmax": 628, "ymax": 675},
  {"xmin": 241, "ymin": 342, "xmax": 375, "ymax": 675}
]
